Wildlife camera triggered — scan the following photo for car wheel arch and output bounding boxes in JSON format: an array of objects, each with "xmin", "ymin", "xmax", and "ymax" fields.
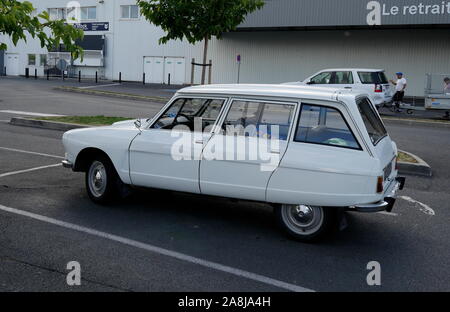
[{"xmin": 74, "ymin": 148, "xmax": 115, "ymax": 173}]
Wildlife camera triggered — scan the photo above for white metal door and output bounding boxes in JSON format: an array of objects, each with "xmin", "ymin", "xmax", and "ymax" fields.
[
  {"xmin": 164, "ymin": 57, "xmax": 185, "ymax": 85},
  {"xmin": 5, "ymin": 53, "xmax": 19, "ymax": 76},
  {"xmin": 143, "ymin": 56, "xmax": 164, "ymax": 84}
]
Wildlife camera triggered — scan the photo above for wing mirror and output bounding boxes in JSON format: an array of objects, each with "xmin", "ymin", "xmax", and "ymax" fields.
[{"xmin": 134, "ymin": 119, "xmax": 142, "ymax": 131}]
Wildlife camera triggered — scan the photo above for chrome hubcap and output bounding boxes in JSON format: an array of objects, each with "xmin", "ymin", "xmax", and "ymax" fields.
[
  {"xmin": 281, "ymin": 204, "xmax": 324, "ymax": 235},
  {"xmin": 88, "ymin": 161, "xmax": 107, "ymax": 198}
]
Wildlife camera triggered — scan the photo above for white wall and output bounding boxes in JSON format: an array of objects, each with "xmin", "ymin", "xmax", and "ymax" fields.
[{"xmin": 208, "ymin": 29, "xmax": 450, "ymax": 97}]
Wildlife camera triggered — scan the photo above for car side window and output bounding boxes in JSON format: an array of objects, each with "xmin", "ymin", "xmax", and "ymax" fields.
[
  {"xmin": 333, "ymin": 71, "xmax": 354, "ymax": 84},
  {"xmin": 152, "ymin": 98, "xmax": 225, "ymax": 132},
  {"xmin": 310, "ymin": 72, "xmax": 332, "ymax": 84},
  {"xmin": 295, "ymin": 104, "xmax": 361, "ymax": 150},
  {"xmin": 222, "ymin": 100, "xmax": 294, "ymax": 140}
]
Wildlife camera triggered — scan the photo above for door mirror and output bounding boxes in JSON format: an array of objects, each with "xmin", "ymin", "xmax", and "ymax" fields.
[{"xmin": 134, "ymin": 119, "xmax": 142, "ymax": 130}]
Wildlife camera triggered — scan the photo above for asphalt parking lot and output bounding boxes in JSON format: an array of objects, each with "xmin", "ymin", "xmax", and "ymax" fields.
[{"xmin": 0, "ymin": 77, "xmax": 449, "ymax": 292}]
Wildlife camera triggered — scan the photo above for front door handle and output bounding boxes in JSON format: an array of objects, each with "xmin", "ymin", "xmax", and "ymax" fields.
[{"xmin": 195, "ymin": 140, "xmax": 204, "ymax": 144}]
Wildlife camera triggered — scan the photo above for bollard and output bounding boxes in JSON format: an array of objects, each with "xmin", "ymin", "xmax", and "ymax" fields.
[
  {"xmin": 25, "ymin": 68, "xmax": 29, "ymax": 78},
  {"xmin": 78, "ymin": 71, "xmax": 81, "ymax": 83},
  {"xmin": 143, "ymin": 73, "xmax": 145, "ymax": 85},
  {"xmin": 208, "ymin": 60, "xmax": 212, "ymax": 85},
  {"xmin": 191, "ymin": 58, "xmax": 195, "ymax": 85},
  {"xmin": 47, "ymin": 70, "xmax": 49, "ymax": 80},
  {"xmin": 168, "ymin": 73, "xmax": 171, "ymax": 86},
  {"xmin": 4, "ymin": 66, "xmax": 6, "ymax": 76},
  {"xmin": 95, "ymin": 71, "xmax": 98, "ymax": 83},
  {"xmin": 119, "ymin": 72, "xmax": 122, "ymax": 83},
  {"xmin": 35, "ymin": 68, "xmax": 37, "ymax": 79}
]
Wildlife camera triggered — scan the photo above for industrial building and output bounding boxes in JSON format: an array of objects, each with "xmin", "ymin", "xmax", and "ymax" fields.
[{"xmin": 1, "ymin": 0, "xmax": 450, "ymax": 96}]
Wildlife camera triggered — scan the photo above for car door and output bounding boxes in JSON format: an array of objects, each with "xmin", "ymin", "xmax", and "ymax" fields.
[
  {"xmin": 199, "ymin": 98, "xmax": 297, "ymax": 201},
  {"xmin": 129, "ymin": 96, "xmax": 227, "ymax": 193}
]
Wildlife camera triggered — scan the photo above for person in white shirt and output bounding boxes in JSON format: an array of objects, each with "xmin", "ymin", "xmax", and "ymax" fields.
[
  {"xmin": 390, "ymin": 72, "xmax": 407, "ymax": 112},
  {"xmin": 444, "ymin": 77, "xmax": 450, "ymax": 94}
]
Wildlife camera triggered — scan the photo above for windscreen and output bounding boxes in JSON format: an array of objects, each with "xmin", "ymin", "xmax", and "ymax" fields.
[
  {"xmin": 357, "ymin": 97, "xmax": 387, "ymax": 145},
  {"xmin": 358, "ymin": 72, "xmax": 388, "ymax": 84}
]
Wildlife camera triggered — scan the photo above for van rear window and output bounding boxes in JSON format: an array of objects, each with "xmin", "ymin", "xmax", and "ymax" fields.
[
  {"xmin": 357, "ymin": 98, "xmax": 387, "ymax": 145},
  {"xmin": 358, "ymin": 72, "xmax": 388, "ymax": 84}
]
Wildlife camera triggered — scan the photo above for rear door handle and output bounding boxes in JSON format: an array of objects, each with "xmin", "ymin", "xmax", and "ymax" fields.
[{"xmin": 195, "ymin": 140, "xmax": 204, "ymax": 144}]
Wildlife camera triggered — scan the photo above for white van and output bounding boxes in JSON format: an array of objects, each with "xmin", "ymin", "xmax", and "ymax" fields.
[{"xmin": 284, "ymin": 69, "xmax": 393, "ymax": 107}]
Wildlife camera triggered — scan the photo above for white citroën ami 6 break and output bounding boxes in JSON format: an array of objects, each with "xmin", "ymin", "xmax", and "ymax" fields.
[{"xmin": 62, "ymin": 84, "xmax": 405, "ymax": 242}]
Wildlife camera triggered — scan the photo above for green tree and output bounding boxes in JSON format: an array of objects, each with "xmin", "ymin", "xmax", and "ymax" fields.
[
  {"xmin": 0, "ymin": 0, "xmax": 84, "ymax": 61},
  {"xmin": 137, "ymin": 0, "xmax": 264, "ymax": 84}
]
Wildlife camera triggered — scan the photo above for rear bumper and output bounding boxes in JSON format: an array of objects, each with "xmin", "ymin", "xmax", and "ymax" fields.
[{"xmin": 350, "ymin": 177, "xmax": 406, "ymax": 213}]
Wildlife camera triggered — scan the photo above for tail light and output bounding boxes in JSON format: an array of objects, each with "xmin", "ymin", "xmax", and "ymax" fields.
[
  {"xmin": 376, "ymin": 176, "xmax": 384, "ymax": 193},
  {"xmin": 374, "ymin": 84, "xmax": 383, "ymax": 93}
]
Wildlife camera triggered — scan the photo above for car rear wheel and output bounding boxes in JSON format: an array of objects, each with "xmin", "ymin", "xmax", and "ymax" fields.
[
  {"xmin": 86, "ymin": 156, "xmax": 119, "ymax": 204},
  {"xmin": 275, "ymin": 204, "xmax": 337, "ymax": 242}
]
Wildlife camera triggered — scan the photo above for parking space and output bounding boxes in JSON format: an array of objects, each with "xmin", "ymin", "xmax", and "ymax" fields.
[{"xmin": 0, "ymin": 79, "xmax": 449, "ymax": 292}]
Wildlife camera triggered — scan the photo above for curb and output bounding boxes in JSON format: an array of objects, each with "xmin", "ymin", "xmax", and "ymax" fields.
[
  {"xmin": 54, "ymin": 86, "xmax": 170, "ymax": 103},
  {"xmin": 398, "ymin": 150, "xmax": 432, "ymax": 177},
  {"xmin": 383, "ymin": 117, "xmax": 450, "ymax": 129},
  {"xmin": 9, "ymin": 117, "xmax": 89, "ymax": 131}
]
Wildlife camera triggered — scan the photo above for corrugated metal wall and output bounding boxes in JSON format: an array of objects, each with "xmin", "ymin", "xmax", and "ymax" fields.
[{"xmin": 208, "ymin": 28, "xmax": 450, "ymax": 97}]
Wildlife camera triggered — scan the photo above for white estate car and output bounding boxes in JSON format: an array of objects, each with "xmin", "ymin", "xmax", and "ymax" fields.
[
  {"xmin": 284, "ymin": 69, "xmax": 393, "ymax": 107},
  {"xmin": 62, "ymin": 84, "xmax": 405, "ymax": 242}
]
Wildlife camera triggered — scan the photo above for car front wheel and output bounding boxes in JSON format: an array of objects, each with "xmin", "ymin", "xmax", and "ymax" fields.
[
  {"xmin": 275, "ymin": 204, "xmax": 337, "ymax": 242},
  {"xmin": 86, "ymin": 156, "xmax": 119, "ymax": 204}
]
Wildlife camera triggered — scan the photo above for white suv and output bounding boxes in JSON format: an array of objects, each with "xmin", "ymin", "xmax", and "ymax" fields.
[{"xmin": 284, "ymin": 68, "xmax": 393, "ymax": 107}]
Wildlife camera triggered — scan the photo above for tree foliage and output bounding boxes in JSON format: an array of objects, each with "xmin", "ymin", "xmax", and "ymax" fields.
[
  {"xmin": 0, "ymin": 0, "xmax": 84, "ymax": 59},
  {"xmin": 137, "ymin": 0, "xmax": 265, "ymax": 44}
]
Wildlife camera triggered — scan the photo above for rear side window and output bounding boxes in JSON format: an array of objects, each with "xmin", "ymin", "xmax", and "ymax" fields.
[
  {"xmin": 333, "ymin": 71, "xmax": 354, "ymax": 84},
  {"xmin": 357, "ymin": 97, "xmax": 387, "ymax": 145},
  {"xmin": 295, "ymin": 104, "xmax": 361, "ymax": 150},
  {"xmin": 358, "ymin": 72, "xmax": 388, "ymax": 84}
]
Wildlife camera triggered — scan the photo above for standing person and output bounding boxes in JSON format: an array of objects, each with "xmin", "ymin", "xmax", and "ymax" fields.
[
  {"xmin": 390, "ymin": 72, "xmax": 407, "ymax": 112},
  {"xmin": 444, "ymin": 77, "xmax": 450, "ymax": 94}
]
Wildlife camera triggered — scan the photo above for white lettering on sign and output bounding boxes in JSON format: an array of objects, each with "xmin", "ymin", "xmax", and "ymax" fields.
[{"xmin": 367, "ymin": 1, "xmax": 450, "ymax": 25}]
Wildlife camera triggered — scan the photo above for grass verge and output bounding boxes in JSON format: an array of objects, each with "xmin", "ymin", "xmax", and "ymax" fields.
[
  {"xmin": 398, "ymin": 151, "xmax": 418, "ymax": 163},
  {"xmin": 36, "ymin": 116, "xmax": 132, "ymax": 126}
]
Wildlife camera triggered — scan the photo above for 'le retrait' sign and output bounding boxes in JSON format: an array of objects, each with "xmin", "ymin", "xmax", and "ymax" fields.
[
  {"xmin": 367, "ymin": 1, "xmax": 450, "ymax": 25},
  {"xmin": 73, "ymin": 22, "xmax": 110, "ymax": 32}
]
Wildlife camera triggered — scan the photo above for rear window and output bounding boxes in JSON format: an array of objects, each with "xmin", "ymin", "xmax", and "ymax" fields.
[
  {"xmin": 357, "ymin": 97, "xmax": 387, "ymax": 145},
  {"xmin": 358, "ymin": 71, "xmax": 388, "ymax": 84}
]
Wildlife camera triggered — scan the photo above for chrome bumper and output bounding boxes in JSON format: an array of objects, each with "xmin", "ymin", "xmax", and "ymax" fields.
[
  {"xmin": 62, "ymin": 160, "xmax": 73, "ymax": 169},
  {"xmin": 351, "ymin": 177, "xmax": 406, "ymax": 213}
]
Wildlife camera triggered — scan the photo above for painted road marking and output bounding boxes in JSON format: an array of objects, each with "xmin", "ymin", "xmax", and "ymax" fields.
[
  {"xmin": 0, "ymin": 204, "xmax": 313, "ymax": 292},
  {"xmin": 399, "ymin": 196, "xmax": 435, "ymax": 216},
  {"xmin": 0, "ymin": 164, "xmax": 61, "ymax": 178},
  {"xmin": 0, "ymin": 110, "xmax": 64, "ymax": 117},
  {"xmin": 79, "ymin": 83, "xmax": 121, "ymax": 89},
  {"xmin": 377, "ymin": 211, "xmax": 398, "ymax": 216},
  {"xmin": 0, "ymin": 147, "xmax": 63, "ymax": 159}
]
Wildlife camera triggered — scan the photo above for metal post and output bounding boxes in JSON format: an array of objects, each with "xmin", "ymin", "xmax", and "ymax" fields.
[
  {"xmin": 47, "ymin": 70, "xmax": 49, "ymax": 80},
  {"xmin": 208, "ymin": 60, "xmax": 212, "ymax": 85},
  {"xmin": 119, "ymin": 72, "xmax": 122, "ymax": 83},
  {"xmin": 168, "ymin": 73, "xmax": 171, "ymax": 86},
  {"xmin": 191, "ymin": 58, "xmax": 195, "ymax": 85},
  {"xmin": 25, "ymin": 68, "xmax": 29, "ymax": 78},
  {"xmin": 78, "ymin": 71, "xmax": 81, "ymax": 83},
  {"xmin": 95, "ymin": 71, "xmax": 98, "ymax": 83},
  {"xmin": 4, "ymin": 66, "xmax": 6, "ymax": 76},
  {"xmin": 237, "ymin": 62, "xmax": 241, "ymax": 84},
  {"xmin": 143, "ymin": 73, "xmax": 145, "ymax": 85},
  {"xmin": 34, "ymin": 68, "xmax": 37, "ymax": 79}
]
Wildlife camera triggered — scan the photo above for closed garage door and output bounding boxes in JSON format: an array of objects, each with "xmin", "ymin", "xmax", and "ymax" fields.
[
  {"xmin": 5, "ymin": 53, "xmax": 19, "ymax": 76},
  {"xmin": 143, "ymin": 56, "xmax": 164, "ymax": 84},
  {"xmin": 164, "ymin": 57, "xmax": 185, "ymax": 85}
]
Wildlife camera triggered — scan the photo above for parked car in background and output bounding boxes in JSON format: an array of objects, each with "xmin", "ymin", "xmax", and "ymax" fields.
[
  {"xmin": 62, "ymin": 84, "xmax": 405, "ymax": 242},
  {"xmin": 284, "ymin": 68, "xmax": 393, "ymax": 107}
]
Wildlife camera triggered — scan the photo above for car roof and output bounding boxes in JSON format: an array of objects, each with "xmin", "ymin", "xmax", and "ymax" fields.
[
  {"xmin": 316, "ymin": 68, "xmax": 385, "ymax": 72},
  {"xmin": 177, "ymin": 84, "xmax": 360, "ymax": 102}
]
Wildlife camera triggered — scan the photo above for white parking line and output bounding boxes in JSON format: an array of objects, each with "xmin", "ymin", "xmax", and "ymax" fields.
[
  {"xmin": 79, "ymin": 83, "xmax": 121, "ymax": 89},
  {"xmin": 0, "ymin": 164, "xmax": 61, "ymax": 178},
  {"xmin": 0, "ymin": 147, "xmax": 64, "ymax": 159},
  {"xmin": 0, "ymin": 204, "xmax": 313, "ymax": 292},
  {"xmin": 0, "ymin": 110, "xmax": 64, "ymax": 117},
  {"xmin": 399, "ymin": 196, "xmax": 435, "ymax": 216}
]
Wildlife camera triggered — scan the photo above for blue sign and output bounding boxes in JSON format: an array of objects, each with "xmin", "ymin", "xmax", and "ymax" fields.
[{"xmin": 73, "ymin": 22, "xmax": 109, "ymax": 32}]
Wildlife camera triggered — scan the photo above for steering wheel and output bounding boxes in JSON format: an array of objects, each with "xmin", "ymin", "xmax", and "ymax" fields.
[{"xmin": 175, "ymin": 113, "xmax": 193, "ymax": 123}]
